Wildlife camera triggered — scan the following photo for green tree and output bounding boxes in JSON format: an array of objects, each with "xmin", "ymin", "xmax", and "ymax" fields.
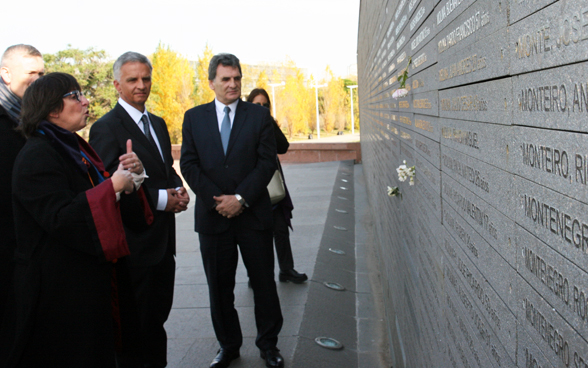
[
  {"xmin": 147, "ymin": 43, "xmax": 195, "ymax": 144},
  {"xmin": 43, "ymin": 46, "xmax": 117, "ymax": 134},
  {"xmin": 193, "ymin": 44, "xmax": 215, "ymax": 106}
]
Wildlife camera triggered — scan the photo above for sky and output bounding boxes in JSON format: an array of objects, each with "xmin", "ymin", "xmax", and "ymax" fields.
[{"xmin": 1, "ymin": 0, "xmax": 359, "ymax": 78}]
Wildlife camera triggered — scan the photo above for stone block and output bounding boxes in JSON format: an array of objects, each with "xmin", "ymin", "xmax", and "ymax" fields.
[
  {"xmin": 442, "ymin": 233, "xmax": 517, "ymax": 365},
  {"xmin": 509, "ymin": 0, "xmax": 558, "ymax": 25},
  {"xmin": 407, "ymin": 63, "xmax": 440, "ymax": 94},
  {"xmin": 515, "ymin": 225, "xmax": 588, "ymax": 335},
  {"xmin": 509, "ymin": 0, "xmax": 588, "ymax": 74},
  {"xmin": 441, "ymin": 144, "xmax": 515, "ymax": 213},
  {"xmin": 513, "ymin": 175, "xmax": 588, "ymax": 274},
  {"xmin": 435, "ymin": 0, "xmax": 508, "ymax": 57},
  {"xmin": 516, "ymin": 322, "xmax": 557, "ymax": 368},
  {"xmin": 443, "ymin": 199, "xmax": 518, "ymax": 315},
  {"xmin": 439, "ymin": 117, "xmax": 510, "ymax": 170},
  {"xmin": 511, "ymin": 125, "xmax": 588, "ymax": 205},
  {"xmin": 516, "ymin": 274, "xmax": 588, "ymax": 368},
  {"xmin": 410, "ymin": 37, "xmax": 439, "ymax": 74},
  {"xmin": 438, "ymin": 27, "xmax": 509, "ymax": 89},
  {"xmin": 439, "ymin": 77, "xmax": 513, "ymax": 123},
  {"xmin": 512, "ymin": 60, "xmax": 588, "ymax": 133}
]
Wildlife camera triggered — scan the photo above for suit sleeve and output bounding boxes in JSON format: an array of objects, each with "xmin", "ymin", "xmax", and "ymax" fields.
[
  {"xmin": 89, "ymin": 121, "xmax": 120, "ymax": 174},
  {"xmin": 272, "ymin": 116, "xmax": 289, "ymax": 154},
  {"xmin": 180, "ymin": 110, "xmax": 223, "ymax": 210},
  {"xmin": 233, "ymin": 110, "xmax": 277, "ymax": 205}
]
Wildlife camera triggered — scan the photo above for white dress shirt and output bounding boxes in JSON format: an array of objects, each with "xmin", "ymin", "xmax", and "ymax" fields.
[
  {"xmin": 214, "ymin": 98, "xmax": 239, "ymax": 132},
  {"xmin": 118, "ymin": 98, "xmax": 168, "ymax": 211}
]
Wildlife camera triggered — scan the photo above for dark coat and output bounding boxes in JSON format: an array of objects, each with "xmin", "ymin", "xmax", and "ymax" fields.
[
  {"xmin": 180, "ymin": 100, "xmax": 277, "ymax": 234},
  {"xmin": 9, "ymin": 134, "xmax": 148, "ymax": 368},
  {"xmin": 90, "ymin": 103, "xmax": 183, "ymax": 267},
  {"xmin": 0, "ymin": 105, "xmax": 25, "ymax": 365}
]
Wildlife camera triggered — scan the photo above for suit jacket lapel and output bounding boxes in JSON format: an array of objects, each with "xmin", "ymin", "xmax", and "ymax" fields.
[
  {"xmin": 115, "ymin": 104, "xmax": 165, "ymax": 169},
  {"xmin": 225, "ymin": 100, "xmax": 248, "ymax": 158},
  {"xmin": 205, "ymin": 101, "xmax": 226, "ymax": 157}
]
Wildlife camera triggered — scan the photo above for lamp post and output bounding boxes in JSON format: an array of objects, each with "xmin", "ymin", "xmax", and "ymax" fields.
[
  {"xmin": 312, "ymin": 83, "xmax": 327, "ymax": 139},
  {"xmin": 347, "ymin": 85, "xmax": 358, "ymax": 135},
  {"xmin": 268, "ymin": 81, "xmax": 285, "ymax": 117}
]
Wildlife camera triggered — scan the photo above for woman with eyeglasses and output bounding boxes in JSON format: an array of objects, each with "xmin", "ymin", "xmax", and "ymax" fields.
[
  {"xmin": 7, "ymin": 73, "xmax": 153, "ymax": 368},
  {"xmin": 246, "ymin": 88, "xmax": 307, "ymax": 284}
]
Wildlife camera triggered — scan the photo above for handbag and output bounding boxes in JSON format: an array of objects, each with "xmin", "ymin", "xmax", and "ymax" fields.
[{"xmin": 267, "ymin": 169, "xmax": 286, "ymax": 204}]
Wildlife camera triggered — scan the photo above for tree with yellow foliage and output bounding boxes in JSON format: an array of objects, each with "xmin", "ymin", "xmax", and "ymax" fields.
[
  {"xmin": 256, "ymin": 70, "xmax": 269, "ymax": 91},
  {"xmin": 276, "ymin": 60, "xmax": 314, "ymax": 137},
  {"xmin": 194, "ymin": 44, "xmax": 215, "ymax": 106},
  {"xmin": 147, "ymin": 43, "xmax": 194, "ymax": 144},
  {"xmin": 321, "ymin": 66, "xmax": 347, "ymax": 132}
]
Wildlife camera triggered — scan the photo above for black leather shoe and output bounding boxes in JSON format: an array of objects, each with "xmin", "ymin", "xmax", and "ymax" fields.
[
  {"xmin": 210, "ymin": 348, "xmax": 240, "ymax": 368},
  {"xmin": 279, "ymin": 269, "xmax": 308, "ymax": 284},
  {"xmin": 260, "ymin": 348, "xmax": 284, "ymax": 367}
]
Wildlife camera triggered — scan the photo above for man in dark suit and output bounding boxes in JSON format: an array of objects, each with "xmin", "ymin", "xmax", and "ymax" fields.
[
  {"xmin": 180, "ymin": 53, "xmax": 284, "ymax": 368},
  {"xmin": 89, "ymin": 51, "xmax": 189, "ymax": 368},
  {"xmin": 0, "ymin": 44, "xmax": 44, "ymax": 366}
]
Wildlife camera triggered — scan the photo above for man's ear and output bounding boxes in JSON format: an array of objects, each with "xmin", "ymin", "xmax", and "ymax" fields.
[
  {"xmin": 0, "ymin": 66, "xmax": 11, "ymax": 85},
  {"xmin": 208, "ymin": 79, "xmax": 215, "ymax": 91},
  {"xmin": 113, "ymin": 79, "xmax": 120, "ymax": 94}
]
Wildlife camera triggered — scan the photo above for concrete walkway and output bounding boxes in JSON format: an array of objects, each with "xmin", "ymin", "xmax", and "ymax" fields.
[{"xmin": 165, "ymin": 160, "xmax": 388, "ymax": 368}]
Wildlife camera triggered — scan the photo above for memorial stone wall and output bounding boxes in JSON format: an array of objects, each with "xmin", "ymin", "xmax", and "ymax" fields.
[{"xmin": 357, "ymin": 0, "xmax": 588, "ymax": 367}]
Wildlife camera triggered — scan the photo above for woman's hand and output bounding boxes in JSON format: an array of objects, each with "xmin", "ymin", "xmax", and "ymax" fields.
[
  {"xmin": 119, "ymin": 139, "xmax": 144, "ymax": 174},
  {"xmin": 111, "ymin": 163, "xmax": 134, "ymax": 194}
]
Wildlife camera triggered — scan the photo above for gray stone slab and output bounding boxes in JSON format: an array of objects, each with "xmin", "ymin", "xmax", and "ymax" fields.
[
  {"xmin": 412, "ymin": 113, "xmax": 441, "ymax": 142},
  {"xmin": 516, "ymin": 322, "xmax": 558, "ymax": 368},
  {"xmin": 438, "ymin": 27, "xmax": 510, "ymax": 89},
  {"xmin": 415, "ymin": 143, "xmax": 442, "ymax": 189},
  {"xmin": 515, "ymin": 225, "xmax": 588, "ymax": 336},
  {"xmin": 516, "ymin": 274, "xmax": 588, "ymax": 368},
  {"xmin": 513, "ymin": 175, "xmax": 588, "ymax": 274},
  {"xmin": 442, "ymin": 245, "xmax": 516, "ymax": 367},
  {"xmin": 409, "ymin": 0, "xmax": 433, "ymax": 38},
  {"xmin": 442, "ymin": 173, "xmax": 517, "ymax": 267},
  {"xmin": 434, "ymin": 0, "xmax": 477, "ymax": 33},
  {"xmin": 509, "ymin": 0, "xmax": 558, "ymax": 25},
  {"xmin": 407, "ymin": 63, "xmax": 440, "ymax": 94},
  {"xmin": 410, "ymin": 36, "xmax": 439, "ymax": 74},
  {"xmin": 411, "ymin": 13, "xmax": 437, "ymax": 55},
  {"xmin": 412, "ymin": 127, "xmax": 442, "ymax": 169},
  {"xmin": 435, "ymin": 0, "xmax": 508, "ymax": 57},
  {"xmin": 439, "ymin": 117, "xmax": 510, "ymax": 170},
  {"xmin": 441, "ymin": 144, "xmax": 516, "ymax": 213},
  {"xmin": 512, "ymin": 60, "xmax": 588, "ymax": 133},
  {"xmin": 511, "ymin": 125, "xmax": 588, "ymax": 206},
  {"xmin": 406, "ymin": 89, "xmax": 440, "ymax": 116},
  {"xmin": 443, "ymin": 200, "xmax": 518, "ymax": 316},
  {"xmin": 509, "ymin": 0, "xmax": 588, "ymax": 75},
  {"xmin": 439, "ymin": 77, "xmax": 513, "ymax": 123},
  {"xmin": 445, "ymin": 285, "xmax": 500, "ymax": 368}
]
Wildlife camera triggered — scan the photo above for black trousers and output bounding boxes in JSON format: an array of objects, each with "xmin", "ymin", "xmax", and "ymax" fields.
[
  {"xmin": 199, "ymin": 224, "xmax": 283, "ymax": 352},
  {"xmin": 272, "ymin": 207, "xmax": 294, "ymax": 271},
  {"xmin": 116, "ymin": 248, "xmax": 175, "ymax": 368}
]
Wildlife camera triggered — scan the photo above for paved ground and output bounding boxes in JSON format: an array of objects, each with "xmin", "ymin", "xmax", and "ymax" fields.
[{"xmin": 165, "ymin": 160, "xmax": 388, "ymax": 368}]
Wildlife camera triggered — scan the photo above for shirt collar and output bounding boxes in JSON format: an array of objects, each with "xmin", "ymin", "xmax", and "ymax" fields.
[
  {"xmin": 214, "ymin": 98, "xmax": 239, "ymax": 116},
  {"xmin": 118, "ymin": 97, "xmax": 149, "ymax": 124}
]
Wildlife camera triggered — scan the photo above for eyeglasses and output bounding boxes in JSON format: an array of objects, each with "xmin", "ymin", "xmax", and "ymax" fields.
[
  {"xmin": 255, "ymin": 102, "xmax": 270, "ymax": 109},
  {"xmin": 63, "ymin": 90, "xmax": 84, "ymax": 102}
]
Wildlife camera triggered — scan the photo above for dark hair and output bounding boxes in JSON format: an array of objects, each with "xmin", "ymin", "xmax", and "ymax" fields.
[
  {"xmin": 113, "ymin": 51, "xmax": 152, "ymax": 81},
  {"xmin": 20, "ymin": 72, "xmax": 80, "ymax": 138},
  {"xmin": 247, "ymin": 88, "xmax": 271, "ymax": 112},
  {"xmin": 208, "ymin": 53, "xmax": 241, "ymax": 80}
]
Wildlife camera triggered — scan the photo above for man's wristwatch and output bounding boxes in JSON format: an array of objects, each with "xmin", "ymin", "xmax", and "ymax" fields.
[{"xmin": 235, "ymin": 194, "xmax": 246, "ymax": 206}]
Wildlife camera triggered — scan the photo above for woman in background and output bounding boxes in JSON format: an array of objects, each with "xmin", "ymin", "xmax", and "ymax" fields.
[
  {"xmin": 247, "ymin": 88, "xmax": 307, "ymax": 284},
  {"xmin": 8, "ymin": 72, "xmax": 152, "ymax": 368}
]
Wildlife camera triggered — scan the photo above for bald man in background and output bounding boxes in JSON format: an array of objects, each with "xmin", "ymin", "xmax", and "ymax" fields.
[{"xmin": 0, "ymin": 44, "xmax": 44, "ymax": 367}]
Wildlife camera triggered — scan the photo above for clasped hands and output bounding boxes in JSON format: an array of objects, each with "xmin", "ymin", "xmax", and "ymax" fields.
[
  {"xmin": 165, "ymin": 187, "xmax": 190, "ymax": 213},
  {"xmin": 214, "ymin": 195, "xmax": 244, "ymax": 218},
  {"xmin": 111, "ymin": 139, "xmax": 143, "ymax": 194}
]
